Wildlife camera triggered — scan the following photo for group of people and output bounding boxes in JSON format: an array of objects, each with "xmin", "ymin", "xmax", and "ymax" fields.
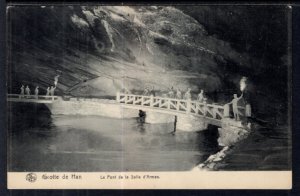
[
  {"xmin": 19, "ymin": 85, "xmax": 56, "ymax": 99},
  {"xmin": 19, "ymin": 75, "xmax": 60, "ymax": 99},
  {"xmin": 162, "ymin": 87, "xmax": 206, "ymax": 102},
  {"xmin": 138, "ymin": 86, "xmax": 208, "ymax": 102},
  {"xmin": 120, "ymin": 83, "xmax": 249, "ymax": 122},
  {"xmin": 164, "ymin": 87, "xmax": 193, "ymax": 100}
]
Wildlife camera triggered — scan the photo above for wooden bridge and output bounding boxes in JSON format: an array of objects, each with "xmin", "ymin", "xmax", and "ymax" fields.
[
  {"xmin": 116, "ymin": 93, "xmax": 246, "ymax": 127},
  {"xmin": 7, "ymin": 92, "xmax": 248, "ymax": 128},
  {"xmin": 7, "ymin": 94, "xmax": 59, "ymax": 104}
]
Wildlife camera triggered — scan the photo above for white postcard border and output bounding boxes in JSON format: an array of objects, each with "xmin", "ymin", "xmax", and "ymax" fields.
[{"xmin": 7, "ymin": 171, "xmax": 292, "ymax": 189}]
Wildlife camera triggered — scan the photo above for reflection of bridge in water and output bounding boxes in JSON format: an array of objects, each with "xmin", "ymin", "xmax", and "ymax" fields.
[{"xmin": 7, "ymin": 92, "xmax": 248, "ymax": 130}]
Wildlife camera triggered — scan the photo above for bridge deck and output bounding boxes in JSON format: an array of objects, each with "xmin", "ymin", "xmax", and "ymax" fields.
[{"xmin": 7, "ymin": 94, "xmax": 58, "ymax": 104}]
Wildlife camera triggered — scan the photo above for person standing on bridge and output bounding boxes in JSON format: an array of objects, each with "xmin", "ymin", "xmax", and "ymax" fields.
[
  {"xmin": 46, "ymin": 87, "xmax": 50, "ymax": 97},
  {"xmin": 149, "ymin": 86, "xmax": 155, "ymax": 96},
  {"xmin": 176, "ymin": 89, "xmax": 182, "ymax": 99},
  {"xmin": 25, "ymin": 86, "xmax": 31, "ymax": 98},
  {"xmin": 143, "ymin": 87, "xmax": 150, "ymax": 96},
  {"xmin": 34, "ymin": 86, "xmax": 39, "ymax": 99},
  {"xmin": 184, "ymin": 88, "xmax": 191, "ymax": 100},
  {"xmin": 50, "ymin": 86, "xmax": 56, "ymax": 96},
  {"xmin": 168, "ymin": 86, "xmax": 175, "ymax": 98},
  {"xmin": 19, "ymin": 85, "xmax": 25, "ymax": 98},
  {"xmin": 229, "ymin": 93, "xmax": 243, "ymax": 121},
  {"xmin": 197, "ymin": 90, "xmax": 205, "ymax": 102}
]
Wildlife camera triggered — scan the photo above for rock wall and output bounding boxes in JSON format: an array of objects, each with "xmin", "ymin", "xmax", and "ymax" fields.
[
  {"xmin": 193, "ymin": 118, "xmax": 251, "ymax": 171},
  {"xmin": 217, "ymin": 118, "xmax": 250, "ymax": 146}
]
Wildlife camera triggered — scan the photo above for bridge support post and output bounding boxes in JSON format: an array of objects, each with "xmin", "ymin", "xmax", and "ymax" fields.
[
  {"xmin": 173, "ymin": 115, "xmax": 177, "ymax": 133},
  {"xmin": 223, "ymin": 104, "xmax": 230, "ymax": 117},
  {"xmin": 141, "ymin": 96, "xmax": 144, "ymax": 106},
  {"xmin": 150, "ymin": 95, "xmax": 154, "ymax": 107}
]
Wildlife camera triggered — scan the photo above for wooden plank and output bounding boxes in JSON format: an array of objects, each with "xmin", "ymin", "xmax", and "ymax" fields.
[
  {"xmin": 127, "ymin": 97, "xmax": 135, "ymax": 102},
  {"xmin": 160, "ymin": 101, "xmax": 168, "ymax": 108},
  {"xmin": 178, "ymin": 101, "xmax": 187, "ymax": 111},
  {"xmin": 205, "ymin": 106, "xmax": 214, "ymax": 116},
  {"xmin": 143, "ymin": 99, "xmax": 151, "ymax": 105},
  {"xmin": 119, "ymin": 97, "xmax": 126, "ymax": 102},
  {"xmin": 169, "ymin": 100, "xmax": 177, "ymax": 108},
  {"xmin": 153, "ymin": 98, "xmax": 162, "ymax": 106},
  {"xmin": 134, "ymin": 97, "xmax": 142, "ymax": 104},
  {"xmin": 215, "ymin": 109, "xmax": 223, "ymax": 118},
  {"xmin": 197, "ymin": 104, "xmax": 204, "ymax": 114}
]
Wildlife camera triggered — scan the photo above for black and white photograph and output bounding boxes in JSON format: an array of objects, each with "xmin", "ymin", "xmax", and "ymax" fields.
[{"xmin": 6, "ymin": 4, "xmax": 291, "ymax": 176}]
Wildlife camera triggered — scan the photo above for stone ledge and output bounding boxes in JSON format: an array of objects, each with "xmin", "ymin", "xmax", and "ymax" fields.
[{"xmin": 218, "ymin": 118, "xmax": 251, "ymax": 146}]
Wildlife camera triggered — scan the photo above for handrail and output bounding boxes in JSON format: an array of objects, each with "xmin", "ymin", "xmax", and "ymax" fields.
[{"xmin": 116, "ymin": 92, "xmax": 247, "ymax": 120}]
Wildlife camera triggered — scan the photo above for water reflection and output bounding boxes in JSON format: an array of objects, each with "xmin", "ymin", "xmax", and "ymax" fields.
[{"xmin": 8, "ymin": 109, "xmax": 219, "ymax": 172}]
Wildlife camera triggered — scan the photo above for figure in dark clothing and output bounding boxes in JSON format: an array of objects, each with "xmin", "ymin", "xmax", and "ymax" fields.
[{"xmin": 138, "ymin": 110, "xmax": 146, "ymax": 123}]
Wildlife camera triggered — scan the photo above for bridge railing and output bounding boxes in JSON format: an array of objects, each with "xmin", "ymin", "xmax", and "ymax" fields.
[
  {"xmin": 116, "ymin": 92, "xmax": 247, "ymax": 120},
  {"xmin": 7, "ymin": 94, "xmax": 59, "ymax": 101}
]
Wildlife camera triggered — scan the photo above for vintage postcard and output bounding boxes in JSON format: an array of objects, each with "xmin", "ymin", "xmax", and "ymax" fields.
[{"xmin": 6, "ymin": 4, "xmax": 292, "ymax": 189}]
